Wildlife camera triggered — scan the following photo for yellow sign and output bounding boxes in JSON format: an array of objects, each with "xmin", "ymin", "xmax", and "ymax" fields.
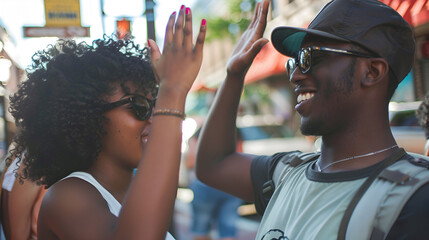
[{"xmin": 44, "ymin": 0, "xmax": 81, "ymax": 27}]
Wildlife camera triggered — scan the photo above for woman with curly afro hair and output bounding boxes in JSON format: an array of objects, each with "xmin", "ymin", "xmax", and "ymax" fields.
[{"xmin": 6, "ymin": 5, "xmax": 206, "ymax": 239}]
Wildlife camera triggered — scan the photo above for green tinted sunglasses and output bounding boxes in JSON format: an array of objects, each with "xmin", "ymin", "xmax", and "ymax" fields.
[{"xmin": 286, "ymin": 46, "xmax": 376, "ymax": 79}]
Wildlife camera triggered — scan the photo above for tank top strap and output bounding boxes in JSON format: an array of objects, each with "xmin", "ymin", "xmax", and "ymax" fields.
[
  {"xmin": 62, "ymin": 171, "xmax": 121, "ymax": 217},
  {"xmin": 62, "ymin": 171, "xmax": 176, "ymax": 239}
]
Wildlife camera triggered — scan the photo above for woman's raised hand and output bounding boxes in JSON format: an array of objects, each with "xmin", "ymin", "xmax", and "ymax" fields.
[
  {"xmin": 149, "ymin": 6, "xmax": 206, "ymax": 95},
  {"xmin": 226, "ymin": 0, "xmax": 270, "ymax": 80}
]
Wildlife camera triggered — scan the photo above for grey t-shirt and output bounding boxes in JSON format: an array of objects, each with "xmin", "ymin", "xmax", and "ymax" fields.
[{"xmin": 251, "ymin": 151, "xmax": 429, "ymax": 240}]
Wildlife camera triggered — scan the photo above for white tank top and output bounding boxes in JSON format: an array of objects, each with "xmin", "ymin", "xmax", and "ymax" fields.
[
  {"xmin": 63, "ymin": 171, "xmax": 175, "ymax": 240},
  {"xmin": 2, "ymin": 157, "xmax": 20, "ymax": 191}
]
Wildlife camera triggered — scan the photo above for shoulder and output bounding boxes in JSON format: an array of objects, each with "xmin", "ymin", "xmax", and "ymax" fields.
[
  {"xmin": 250, "ymin": 151, "xmax": 319, "ymax": 215},
  {"xmin": 38, "ymin": 177, "xmax": 116, "ymax": 239},
  {"xmin": 42, "ymin": 177, "xmax": 109, "ymax": 211},
  {"xmin": 405, "ymin": 152, "xmax": 429, "ymax": 167},
  {"xmin": 251, "ymin": 151, "xmax": 319, "ymax": 177},
  {"xmin": 251, "ymin": 151, "xmax": 308, "ymax": 172},
  {"xmin": 383, "ymin": 153, "xmax": 429, "ymax": 239},
  {"xmin": 387, "ymin": 182, "xmax": 429, "ymax": 239},
  {"xmin": 397, "ymin": 152, "xmax": 429, "ymax": 218},
  {"xmin": 251, "ymin": 151, "xmax": 320, "ymax": 180}
]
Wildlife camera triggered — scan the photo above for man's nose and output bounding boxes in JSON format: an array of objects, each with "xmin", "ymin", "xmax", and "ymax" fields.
[{"xmin": 289, "ymin": 66, "xmax": 306, "ymax": 85}]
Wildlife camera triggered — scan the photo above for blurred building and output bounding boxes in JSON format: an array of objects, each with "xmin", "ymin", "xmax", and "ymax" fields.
[
  {"xmin": 0, "ymin": 24, "xmax": 25, "ymax": 158},
  {"xmin": 190, "ymin": 0, "xmax": 331, "ymax": 134},
  {"xmin": 190, "ymin": 0, "xmax": 429, "ymax": 120}
]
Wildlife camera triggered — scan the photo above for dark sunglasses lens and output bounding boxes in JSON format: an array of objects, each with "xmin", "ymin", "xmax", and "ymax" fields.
[
  {"xmin": 132, "ymin": 97, "xmax": 152, "ymax": 120},
  {"xmin": 133, "ymin": 106, "xmax": 150, "ymax": 120},
  {"xmin": 299, "ymin": 49, "xmax": 311, "ymax": 73},
  {"xmin": 286, "ymin": 58, "xmax": 296, "ymax": 79}
]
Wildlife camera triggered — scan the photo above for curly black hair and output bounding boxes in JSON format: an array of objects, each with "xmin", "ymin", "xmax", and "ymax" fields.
[{"xmin": 8, "ymin": 36, "xmax": 158, "ymax": 187}]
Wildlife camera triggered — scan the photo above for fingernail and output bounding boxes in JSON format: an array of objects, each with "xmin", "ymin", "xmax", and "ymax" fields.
[
  {"xmin": 181, "ymin": 5, "xmax": 185, "ymax": 10},
  {"xmin": 172, "ymin": 11, "xmax": 176, "ymax": 15},
  {"xmin": 186, "ymin": 7, "xmax": 190, "ymax": 14},
  {"xmin": 147, "ymin": 40, "xmax": 151, "ymax": 47},
  {"xmin": 202, "ymin": 19, "xmax": 206, "ymax": 26}
]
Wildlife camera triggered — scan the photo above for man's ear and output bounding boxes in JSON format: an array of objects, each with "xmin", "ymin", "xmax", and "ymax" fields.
[{"xmin": 361, "ymin": 58, "xmax": 389, "ymax": 87}]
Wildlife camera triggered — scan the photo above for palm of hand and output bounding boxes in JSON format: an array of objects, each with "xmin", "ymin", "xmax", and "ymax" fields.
[
  {"xmin": 150, "ymin": 8, "xmax": 206, "ymax": 94},
  {"xmin": 155, "ymin": 44, "xmax": 203, "ymax": 92},
  {"xmin": 226, "ymin": 0, "xmax": 270, "ymax": 79}
]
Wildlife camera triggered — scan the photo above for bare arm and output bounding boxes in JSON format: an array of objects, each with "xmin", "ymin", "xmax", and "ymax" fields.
[
  {"xmin": 114, "ymin": 6, "xmax": 206, "ymax": 239},
  {"xmin": 4, "ymin": 165, "xmax": 43, "ymax": 240},
  {"xmin": 196, "ymin": 0, "xmax": 270, "ymax": 202}
]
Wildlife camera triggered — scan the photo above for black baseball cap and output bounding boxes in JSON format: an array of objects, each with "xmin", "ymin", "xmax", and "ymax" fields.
[{"xmin": 271, "ymin": 0, "xmax": 415, "ymax": 83}]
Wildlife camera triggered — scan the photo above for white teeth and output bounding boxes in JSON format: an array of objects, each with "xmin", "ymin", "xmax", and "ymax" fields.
[{"xmin": 297, "ymin": 92, "xmax": 315, "ymax": 103}]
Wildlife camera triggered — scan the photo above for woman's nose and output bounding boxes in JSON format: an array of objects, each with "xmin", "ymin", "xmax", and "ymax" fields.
[{"xmin": 147, "ymin": 115, "xmax": 153, "ymax": 124}]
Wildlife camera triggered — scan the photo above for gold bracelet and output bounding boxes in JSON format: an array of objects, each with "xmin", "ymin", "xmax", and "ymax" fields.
[{"xmin": 152, "ymin": 108, "xmax": 186, "ymax": 120}]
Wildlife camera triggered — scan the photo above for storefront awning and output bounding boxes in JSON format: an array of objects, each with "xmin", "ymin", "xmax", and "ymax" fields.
[
  {"xmin": 243, "ymin": 42, "xmax": 289, "ymax": 84},
  {"xmin": 190, "ymin": 42, "xmax": 289, "ymax": 92},
  {"xmin": 379, "ymin": 0, "xmax": 429, "ymax": 27},
  {"xmin": 190, "ymin": 80, "xmax": 215, "ymax": 92},
  {"xmin": 192, "ymin": 0, "xmax": 429, "ymax": 92},
  {"xmin": 240, "ymin": 0, "xmax": 429, "ymax": 85}
]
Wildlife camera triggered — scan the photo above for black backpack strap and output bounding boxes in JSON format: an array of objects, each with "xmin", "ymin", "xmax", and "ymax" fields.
[
  {"xmin": 337, "ymin": 148, "xmax": 407, "ymax": 240},
  {"xmin": 260, "ymin": 151, "xmax": 319, "ymax": 213},
  {"xmin": 252, "ymin": 152, "xmax": 294, "ymax": 215},
  {"xmin": 344, "ymin": 152, "xmax": 429, "ymax": 240}
]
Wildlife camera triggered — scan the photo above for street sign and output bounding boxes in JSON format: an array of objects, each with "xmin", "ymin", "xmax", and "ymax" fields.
[
  {"xmin": 23, "ymin": 26, "xmax": 90, "ymax": 38},
  {"xmin": 23, "ymin": 0, "xmax": 89, "ymax": 38},
  {"xmin": 44, "ymin": 0, "xmax": 81, "ymax": 27}
]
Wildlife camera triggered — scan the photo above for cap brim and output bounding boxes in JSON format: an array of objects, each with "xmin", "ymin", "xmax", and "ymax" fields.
[{"xmin": 271, "ymin": 26, "xmax": 351, "ymax": 57}]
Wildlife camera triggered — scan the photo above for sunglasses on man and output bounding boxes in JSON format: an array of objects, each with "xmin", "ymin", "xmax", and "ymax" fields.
[
  {"xmin": 103, "ymin": 94, "xmax": 156, "ymax": 121},
  {"xmin": 286, "ymin": 46, "xmax": 377, "ymax": 79}
]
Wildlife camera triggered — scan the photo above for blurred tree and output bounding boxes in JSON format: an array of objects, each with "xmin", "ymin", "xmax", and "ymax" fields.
[{"xmin": 192, "ymin": 0, "xmax": 258, "ymax": 42}]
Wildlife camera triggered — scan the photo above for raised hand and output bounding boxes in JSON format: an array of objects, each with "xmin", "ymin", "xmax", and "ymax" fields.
[
  {"xmin": 226, "ymin": 0, "xmax": 270, "ymax": 79},
  {"xmin": 149, "ymin": 6, "xmax": 206, "ymax": 95}
]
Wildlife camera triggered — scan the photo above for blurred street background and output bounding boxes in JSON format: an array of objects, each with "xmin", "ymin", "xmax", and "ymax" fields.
[{"xmin": 1, "ymin": 0, "xmax": 429, "ymax": 239}]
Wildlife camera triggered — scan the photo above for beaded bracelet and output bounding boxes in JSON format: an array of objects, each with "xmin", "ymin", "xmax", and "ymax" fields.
[{"xmin": 152, "ymin": 108, "xmax": 186, "ymax": 120}]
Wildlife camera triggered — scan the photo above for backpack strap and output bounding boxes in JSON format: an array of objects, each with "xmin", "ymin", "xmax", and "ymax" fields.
[
  {"xmin": 272, "ymin": 152, "xmax": 320, "ymax": 186},
  {"xmin": 337, "ymin": 148, "xmax": 407, "ymax": 240},
  {"xmin": 343, "ymin": 151, "xmax": 429, "ymax": 240},
  {"xmin": 262, "ymin": 151, "xmax": 320, "ymax": 202}
]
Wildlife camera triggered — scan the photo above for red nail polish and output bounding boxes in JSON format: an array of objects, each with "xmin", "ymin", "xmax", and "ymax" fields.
[
  {"xmin": 181, "ymin": 5, "xmax": 184, "ymax": 10},
  {"xmin": 186, "ymin": 7, "xmax": 190, "ymax": 14},
  {"xmin": 172, "ymin": 11, "xmax": 176, "ymax": 15},
  {"xmin": 202, "ymin": 19, "xmax": 206, "ymax": 26},
  {"xmin": 147, "ymin": 40, "xmax": 151, "ymax": 47}
]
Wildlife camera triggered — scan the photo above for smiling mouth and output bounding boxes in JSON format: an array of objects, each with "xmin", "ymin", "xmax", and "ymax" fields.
[{"xmin": 297, "ymin": 92, "xmax": 315, "ymax": 104}]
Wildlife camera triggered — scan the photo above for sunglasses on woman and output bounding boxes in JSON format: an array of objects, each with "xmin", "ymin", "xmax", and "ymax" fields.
[
  {"xmin": 103, "ymin": 94, "xmax": 156, "ymax": 121},
  {"xmin": 286, "ymin": 46, "xmax": 377, "ymax": 79}
]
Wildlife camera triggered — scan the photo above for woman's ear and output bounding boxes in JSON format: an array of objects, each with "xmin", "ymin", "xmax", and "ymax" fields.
[{"xmin": 361, "ymin": 58, "xmax": 389, "ymax": 87}]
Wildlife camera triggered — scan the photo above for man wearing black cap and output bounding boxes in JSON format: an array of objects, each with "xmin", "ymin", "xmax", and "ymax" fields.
[{"xmin": 196, "ymin": 0, "xmax": 429, "ymax": 239}]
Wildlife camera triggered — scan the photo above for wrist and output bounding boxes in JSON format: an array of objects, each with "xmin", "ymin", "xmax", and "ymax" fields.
[
  {"xmin": 155, "ymin": 85, "xmax": 187, "ymax": 110},
  {"xmin": 225, "ymin": 71, "xmax": 246, "ymax": 88},
  {"xmin": 226, "ymin": 69, "xmax": 247, "ymax": 82},
  {"xmin": 152, "ymin": 108, "xmax": 186, "ymax": 120}
]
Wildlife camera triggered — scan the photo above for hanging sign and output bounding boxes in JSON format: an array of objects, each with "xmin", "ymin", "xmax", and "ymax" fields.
[{"xmin": 44, "ymin": 0, "xmax": 82, "ymax": 27}]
